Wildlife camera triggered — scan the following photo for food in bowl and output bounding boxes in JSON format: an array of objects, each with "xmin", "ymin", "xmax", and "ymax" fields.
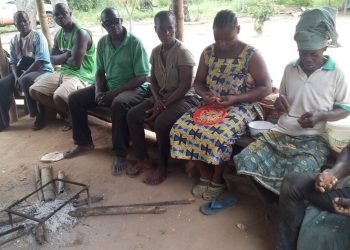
[{"xmin": 248, "ymin": 121, "xmax": 275, "ymax": 137}]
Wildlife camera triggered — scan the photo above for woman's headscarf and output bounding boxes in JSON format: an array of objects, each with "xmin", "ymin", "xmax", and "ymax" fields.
[{"xmin": 294, "ymin": 7, "xmax": 338, "ymax": 50}]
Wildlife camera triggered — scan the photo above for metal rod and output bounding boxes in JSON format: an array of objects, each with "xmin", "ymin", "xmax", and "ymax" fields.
[
  {"xmin": 287, "ymin": 113, "xmax": 301, "ymax": 118},
  {"xmin": 0, "ymin": 225, "xmax": 24, "ymax": 237},
  {"xmin": 4, "ymin": 179, "xmax": 89, "ymax": 226},
  {"xmin": 41, "ymin": 187, "xmax": 88, "ymax": 221}
]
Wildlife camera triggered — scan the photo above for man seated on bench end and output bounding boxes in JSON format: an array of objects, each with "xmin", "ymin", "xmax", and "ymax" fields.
[{"xmin": 30, "ymin": 3, "xmax": 96, "ymax": 131}]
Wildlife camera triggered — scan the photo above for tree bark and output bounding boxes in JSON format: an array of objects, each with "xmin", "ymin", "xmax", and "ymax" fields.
[
  {"xmin": 36, "ymin": 0, "xmax": 53, "ymax": 49},
  {"xmin": 16, "ymin": 0, "xmax": 38, "ymax": 30},
  {"xmin": 173, "ymin": 0, "xmax": 184, "ymax": 41},
  {"xmin": 50, "ymin": 0, "xmax": 68, "ymax": 7}
]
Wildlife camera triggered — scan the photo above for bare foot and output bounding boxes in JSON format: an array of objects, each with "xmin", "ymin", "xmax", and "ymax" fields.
[
  {"xmin": 143, "ymin": 169, "xmax": 167, "ymax": 185},
  {"xmin": 127, "ymin": 160, "xmax": 152, "ymax": 177},
  {"xmin": 112, "ymin": 157, "xmax": 128, "ymax": 176}
]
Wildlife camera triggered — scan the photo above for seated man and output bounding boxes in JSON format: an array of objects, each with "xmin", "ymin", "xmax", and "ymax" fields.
[
  {"xmin": 63, "ymin": 8, "xmax": 150, "ymax": 175},
  {"xmin": 0, "ymin": 11, "xmax": 53, "ymax": 131},
  {"xmin": 30, "ymin": 3, "xmax": 96, "ymax": 130},
  {"xmin": 233, "ymin": 7, "xmax": 350, "ymax": 195},
  {"xmin": 276, "ymin": 141, "xmax": 350, "ymax": 250}
]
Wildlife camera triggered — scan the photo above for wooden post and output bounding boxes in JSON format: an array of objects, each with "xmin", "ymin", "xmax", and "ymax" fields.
[
  {"xmin": 34, "ymin": 165, "xmax": 44, "ymax": 202},
  {"xmin": 36, "ymin": 0, "xmax": 53, "ymax": 49},
  {"xmin": 173, "ymin": 0, "xmax": 184, "ymax": 41},
  {"xmin": 41, "ymin": 166, "xmax": 56, "ymax": 201}
]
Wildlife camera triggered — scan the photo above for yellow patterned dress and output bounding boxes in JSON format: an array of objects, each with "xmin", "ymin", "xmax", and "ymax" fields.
[{"xmin": 170, "ymin": 44, "xmax": 260, "ymax": 165}]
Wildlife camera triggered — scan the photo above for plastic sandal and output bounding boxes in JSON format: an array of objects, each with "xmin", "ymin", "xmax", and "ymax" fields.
[
  {"xmin": 202, "ymin": 182, "xmax": 226, "ymax": 201},
  {"xmin": 192, "ymin": 178, "xmax": 210, "ymax": 197},
  {"xmin": 200, "ymin": 195, "xmax": 237, "ymax": 215}
]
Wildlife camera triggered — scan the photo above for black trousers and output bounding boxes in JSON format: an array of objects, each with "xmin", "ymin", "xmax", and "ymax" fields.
[
  {"xmin": 0, "ymin": 71, "xmax": 45, "ymax": 128},
  {"xmin": 69, "ymin": 85, "xmax": 147, "ymax": 157},
  {"xmin": 127, "ymin": 96, "xmax": 200, "ymax": 168},
  {"xmin": 276, "ymin": 172, "xmax": 350, "ymax": 250}
]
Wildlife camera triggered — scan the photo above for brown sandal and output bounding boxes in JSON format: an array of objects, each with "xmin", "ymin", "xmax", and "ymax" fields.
[
  {"xmin": 202, "ymin": 182, "xmax": 226, "ymax": 201},
  {"xmin": 192, "ymin": 178, "xmax": 210, "ymax": 197}
]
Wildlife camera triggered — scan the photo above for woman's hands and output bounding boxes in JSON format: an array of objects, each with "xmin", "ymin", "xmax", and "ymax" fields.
[
  {"xmin": 274, "ymin": 95, "xmax": 290, "ymax": 113},
  {"xmin": 144, "ymin": 98, "xmax": 166, "ymax": 123},
  {"xmin": 201, "ymin": 92, "xmax": 237, "ymax": 108},
  {"xmin": 202, "ymin": 93, "xmax": 220, "ymax": 105}
]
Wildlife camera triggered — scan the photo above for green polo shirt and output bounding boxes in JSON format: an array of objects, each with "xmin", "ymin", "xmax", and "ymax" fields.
[{"xmin": 96, "ymin": 29, "xmax": 150, "ymax": 90}]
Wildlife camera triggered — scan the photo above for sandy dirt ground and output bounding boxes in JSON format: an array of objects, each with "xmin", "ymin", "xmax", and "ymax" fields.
[{"xmin": 0, "ymin": 14, "xmax": 349, "ymax": 250}]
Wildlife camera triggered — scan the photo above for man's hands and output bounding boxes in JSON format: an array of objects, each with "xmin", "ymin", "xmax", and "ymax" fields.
[
  {"xmin": 95, "ymin": 89, "xmax": 121, "ymax": 106},
  {"xmin": 315, "ymin": 172, "xmax": 338, "ymax": 192},
  {"xmin": 297, "ymin": 111, "xmax": 322, "ymax": 128},
  {"xmin": 274, "ymin": 95, "xmax": 321, "ymax": 128},
  {"xmin": 333, "ymin": 198, "xmax": 350, "ymax": 216},
  {"xmin": 274, "ymin": 94, "xmax": 290, "ymax": 113}
]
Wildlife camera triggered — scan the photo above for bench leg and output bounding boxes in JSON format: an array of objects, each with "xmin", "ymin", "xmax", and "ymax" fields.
[{"xmin": 9, "ymin": 96, "xmax": 18, "ymax": 123}]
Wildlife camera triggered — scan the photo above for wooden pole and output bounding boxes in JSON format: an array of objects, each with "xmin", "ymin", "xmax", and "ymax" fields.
[
  {"xmin": 173, "ymin": 0, "xmax": 184, "ymax": 41},
  {"xmin": 41, "ymin": 166, "xmax": 56, "ymax": 201},
  {"xmin": 34, "ymin": 165, "xmax": 44, "ymax": 202},
  {"xmin": 69, "ymin": 206, "xmax": 167, "ymax": 217},
  {"xmin": 36, "ymin": 0, "xmax": 53, "ymax": 49}
]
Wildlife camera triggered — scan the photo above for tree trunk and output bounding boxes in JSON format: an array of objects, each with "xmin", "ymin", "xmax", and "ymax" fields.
[
  {"xmin": 343, "ymin": 0, "xmax": 348, "ymax": 15},
  {"xmin": 36, "ymin": 0, "xmax": 53, "ymax": 49},
  {"xmin": 173, "ymin": 0, "xmax": 184, "ymax": 41},
  {"xmin": 16, "ymin": 0, "xmax": 38, "ymax": 30},
  {"xmin": 50, "ymin": 0, "xmax": 68, "ymax": 7}
]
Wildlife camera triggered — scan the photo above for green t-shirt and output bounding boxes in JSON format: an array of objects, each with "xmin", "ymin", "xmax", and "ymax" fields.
[
  {"xmin": 55, "ymin": 23, "xmax": 96, "ymax": 83},
  {"xmin": 96, "ymin": 29, "xmax": 150, "ymax": 90}
]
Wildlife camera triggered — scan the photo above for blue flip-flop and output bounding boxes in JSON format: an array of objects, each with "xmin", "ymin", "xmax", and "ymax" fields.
[{"xmin": 200, "ymin": 195, "xmax": 237, "ymax": 215}]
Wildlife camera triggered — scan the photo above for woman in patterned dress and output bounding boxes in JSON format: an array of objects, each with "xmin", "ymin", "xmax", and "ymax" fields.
[{"xmin": 169, "ymin": 10, "xmax": 272, "ymax": 200}]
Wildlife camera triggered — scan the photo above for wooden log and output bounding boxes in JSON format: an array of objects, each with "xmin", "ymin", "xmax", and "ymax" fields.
[
  {"xmin": 69, "ymin": 206, "xmax": 166, "ymax": 217},
  {"xmin": 9, "ymin": 97, "xmax": 18, "ymax": 124},
  {"xmin": 56, "ymin": 170, "xmax": 65, "ymax": 195},
  {"xmin": 72, "ymin": 195, "xmax": 104, "ymax": 207},
  {"xmin": 34, "ymin": 223, "xmax": 47, "ymax": 245},
  {"xmin": 41, "ymin": 166, "xmax": 55, "ymax": 201},
  {"xmin": 33, "ymin": 165, "xmax": 44, "ymax": 202}
]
